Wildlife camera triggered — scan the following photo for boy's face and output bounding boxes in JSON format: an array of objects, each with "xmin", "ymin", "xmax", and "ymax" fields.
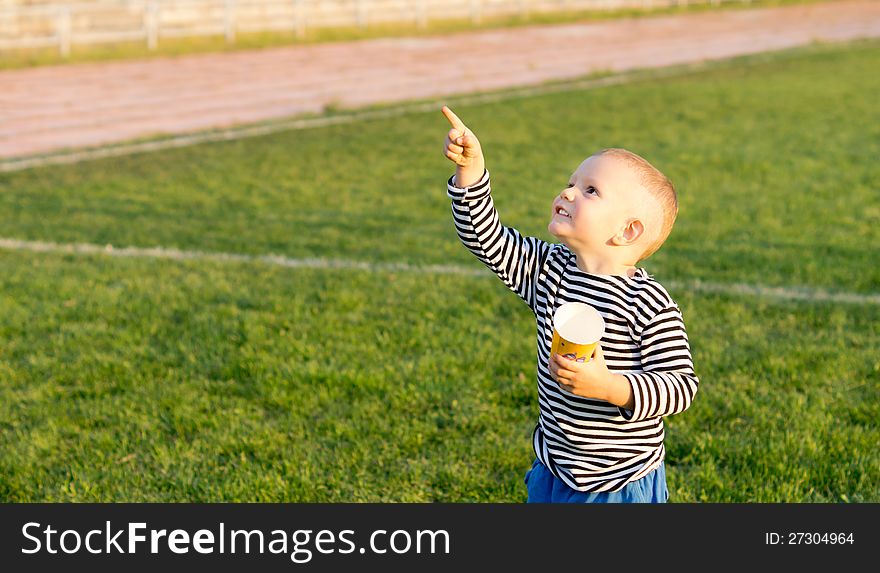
[{"xmin": 548, "ymin": 154, "xmax": 645, "ymax": 256}]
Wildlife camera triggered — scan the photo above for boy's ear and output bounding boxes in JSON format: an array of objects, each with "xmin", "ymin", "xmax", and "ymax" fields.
[{"xmin": 611, "ymin": 218, "xmax": 645, "ymax": 246}]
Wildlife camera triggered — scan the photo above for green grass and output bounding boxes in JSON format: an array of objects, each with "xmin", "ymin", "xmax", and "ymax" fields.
[
  {"xmin": 0, "ymin": 0, "xmax": 826, "ymax": 70},
  {"xmin": 1, "ymin": 39, "xmax": 878, "ymax": 501}
]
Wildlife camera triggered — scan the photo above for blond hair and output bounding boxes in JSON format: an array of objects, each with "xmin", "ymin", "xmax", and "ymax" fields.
[{"xmin": 594, "ymin": 148, "xmax": 678, "ymax": 261}]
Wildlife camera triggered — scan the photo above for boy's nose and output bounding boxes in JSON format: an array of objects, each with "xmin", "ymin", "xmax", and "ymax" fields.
[{"xmin": 561, "ymin": 188, "xmax": 575, "ymax": 202}]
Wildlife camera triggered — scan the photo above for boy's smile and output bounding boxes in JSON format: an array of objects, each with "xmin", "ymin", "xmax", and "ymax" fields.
[
  {"xmin": 549, "ymin": 155, "xmax": 632, "ymax": 244},
  {"xmin": 548, "ymin": 153, "xmax": 652, "ymax": 275},
  {"xmin": 553, "ymin": 205, "xmax": 572, "ymax": 219}
]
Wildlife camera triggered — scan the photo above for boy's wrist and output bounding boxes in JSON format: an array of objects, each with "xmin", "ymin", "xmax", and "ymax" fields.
[
  {"xmin": 602, "ymin": 373, "xmax": 635, "ymax": 410},
  {"xmin": 455, "ymin": 162, "xmax": 486, "ymax": 189}
]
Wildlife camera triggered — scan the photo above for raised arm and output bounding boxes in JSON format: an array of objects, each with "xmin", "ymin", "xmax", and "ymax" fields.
[
  {"xmin": 441, "ymin": 106, "xmax": 551, "ymax": 313},
  {"xmin": 442, "ymin": 105, "xmax": 485, "ymax": 188}
]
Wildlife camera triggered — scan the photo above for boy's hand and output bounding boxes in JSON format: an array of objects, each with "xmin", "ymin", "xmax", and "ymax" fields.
[
  {"xmin": 549, "ymin": 346, "xmax": 633, "ymax": 410},
  {"xmin": 441, "ymin": 105, "xmax": 486, "ymax": 188}
]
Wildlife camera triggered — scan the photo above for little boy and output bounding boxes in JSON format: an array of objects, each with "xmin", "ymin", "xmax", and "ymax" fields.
[{"xmin": 441, "ymin": 106, "xmax": 699, "ymax": 502}]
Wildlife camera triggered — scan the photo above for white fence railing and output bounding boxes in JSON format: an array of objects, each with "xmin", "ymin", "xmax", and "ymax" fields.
[{"xmin": 0, "ymin": 0, "xmax": 746, "ymax": 57}]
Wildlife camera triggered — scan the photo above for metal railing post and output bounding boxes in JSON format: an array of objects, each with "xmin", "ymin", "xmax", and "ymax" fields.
[
  {"xmin": 145, "ymin": 0, "xmax": 159, "ymax": 50},
  {"xmin": 225, "ymin": 0, "xmax": 236, "ymax": 44},
  {"xmin": 416, "ymin": 0, "xmax": 427, "ymax": 29},
  {"xmin": 57, "ymin": 4, "xmax": 71, "ymax": 57},
  {"xmin": 470, "ymin": 0, "xmax": 482, "ymax": 25},
  {"xmin": 294, "ymin": 0, "xmax": 306, "ymax": 38},
  {"xmin": 356, "ymin": 0, "xmax": 367, "ymax": 29}
]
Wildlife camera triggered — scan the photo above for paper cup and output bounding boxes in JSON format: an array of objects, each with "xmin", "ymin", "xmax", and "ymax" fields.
[{"xmin": 550, "ymin": 302, "xmax": 605, "ymax": 363}]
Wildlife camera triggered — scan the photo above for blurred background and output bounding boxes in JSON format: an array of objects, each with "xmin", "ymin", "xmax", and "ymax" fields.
[
  {"xmin": 0, "ymin": 0, "xmax": 878, "ymax": 502},
  {"xmin": 0, "ymin": 0, "xmax": 819, "ymax": 64}
]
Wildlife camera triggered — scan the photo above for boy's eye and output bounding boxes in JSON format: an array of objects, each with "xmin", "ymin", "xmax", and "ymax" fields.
[
  {"xmin": 566, "ymin": 182, "xmax": 575, "ymax": 188},
  {"xmin": 583, "ymin": 186, "xmax": 598, "ymax": 196}
]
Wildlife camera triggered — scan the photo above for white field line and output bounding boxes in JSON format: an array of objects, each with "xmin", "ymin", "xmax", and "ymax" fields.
[
  {"xmin": 0, "ymin": 237, "xmax": 486, "ymax": 277},
  {"xmin": 0, "ymin": 60, "xmax": 735, "ymax": 173},
  {"xmin": 2, "ymin": 237, "xmax": 879, "ymax": 306}
]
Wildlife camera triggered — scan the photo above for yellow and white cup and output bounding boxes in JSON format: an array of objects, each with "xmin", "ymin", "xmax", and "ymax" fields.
[{"xmin": 550, "ymin": 302, "xmax": 605, "ymax": 363}]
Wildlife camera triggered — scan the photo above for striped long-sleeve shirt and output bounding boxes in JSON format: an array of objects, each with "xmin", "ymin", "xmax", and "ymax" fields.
[{"xmin": 448, "ymin": 170, "xmax": 700, "ymax": 493}]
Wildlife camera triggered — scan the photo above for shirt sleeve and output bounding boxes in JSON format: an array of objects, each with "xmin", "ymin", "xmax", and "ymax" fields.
[
  {"xmin": 618, "ymin": 304, "xmax": 700, "ymax": 422},
  {"xmin": 447, "ymin": 169, "xmax": 551, "ymax": 314}
]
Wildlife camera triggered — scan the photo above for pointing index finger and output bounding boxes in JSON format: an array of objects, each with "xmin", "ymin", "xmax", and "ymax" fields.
[{"xmin": 441, "ymin": 106, "xmax": 466, "ymax": 131}]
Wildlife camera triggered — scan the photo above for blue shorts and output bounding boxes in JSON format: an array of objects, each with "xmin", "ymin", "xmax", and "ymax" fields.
[{"xmin": 524, "ymin": 459, "xmax": 669, "ymax": 503}]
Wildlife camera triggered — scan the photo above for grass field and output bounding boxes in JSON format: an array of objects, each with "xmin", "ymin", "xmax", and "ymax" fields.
[{"xmin": 1, "ymin": 39, "xmax": 878, "ymax": 502}]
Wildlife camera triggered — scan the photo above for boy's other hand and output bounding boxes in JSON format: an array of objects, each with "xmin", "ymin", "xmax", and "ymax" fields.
[
  {"xmin": 549, "ymin": 347, "xmax": 635, "ymax": 410},
  {"xmin": 550, "ymin": 346, "xmax": 613, "ymax": 400},
  {"xmin": 442, "ymin": 105, "xmax": 486, "ymax": 188}
]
